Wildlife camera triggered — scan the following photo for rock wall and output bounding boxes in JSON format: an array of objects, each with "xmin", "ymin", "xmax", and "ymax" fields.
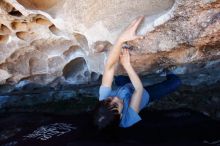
[{"xmin": 0, "ymin": 0, "xmax": 219, "ymax": 86}]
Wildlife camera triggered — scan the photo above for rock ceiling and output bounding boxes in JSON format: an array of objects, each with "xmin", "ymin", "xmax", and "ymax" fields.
[{"xmin": 0, "ymin": 0, "xmax": 219, "ymax": 86}]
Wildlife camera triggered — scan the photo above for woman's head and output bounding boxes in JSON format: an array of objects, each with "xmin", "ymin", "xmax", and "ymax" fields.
[{"xmin": 93, "ymin": 97, "xmax": 123, "ymax": 129}]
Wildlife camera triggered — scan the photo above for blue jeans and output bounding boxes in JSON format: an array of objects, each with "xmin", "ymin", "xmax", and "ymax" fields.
[{"xmin": 115, "ymin": 74, "xmax": 182, "ymax": 102}]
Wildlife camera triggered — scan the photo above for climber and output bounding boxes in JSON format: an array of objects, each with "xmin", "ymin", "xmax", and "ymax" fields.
[{"xmin": 93, "ymin": 16, "xmax": 182, "ymax": 129}]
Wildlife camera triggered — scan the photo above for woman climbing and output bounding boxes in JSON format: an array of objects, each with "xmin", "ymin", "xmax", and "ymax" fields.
[{"xmin": 93, "ymin": 16, "xmax": 182, "ymax": 128}]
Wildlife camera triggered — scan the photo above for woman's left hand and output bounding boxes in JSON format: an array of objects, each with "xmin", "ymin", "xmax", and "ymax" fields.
[{"xmin": 117, "ymin": 16, "xmax": 145, "ymax": 43}]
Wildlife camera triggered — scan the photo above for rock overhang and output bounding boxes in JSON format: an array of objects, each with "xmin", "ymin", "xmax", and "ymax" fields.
[{"xmin": 0, "ymin": 0, "xmax": 219, "ymax": 86}]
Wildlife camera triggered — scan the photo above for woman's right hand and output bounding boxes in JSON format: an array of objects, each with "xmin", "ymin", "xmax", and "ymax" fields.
[
  {"xmin": 117, "ymin": 16, "xmax": 145, "ymax": 43},
  {"xmin": 120, "ymin": 48, "xmax": 131, "ymax": 68}
]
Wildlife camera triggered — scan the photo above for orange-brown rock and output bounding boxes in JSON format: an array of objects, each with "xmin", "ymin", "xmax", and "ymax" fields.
[
  {"xmin": 0, "ymin": 0, "xmax": 13, "ymax": 13},
  {"xmin": 16, "ymin": 31, "xmax": 36, "ymax": 41},
  {"xmin": 0, "ymin": 35, "xmax": 9, "ymax": 44},
  {"xmin": 0, "ymin": 0, "xmax": 219, "ymax": 86},
  {"xmin": 35, "ymin": 18, "xmax": 52, "ymax": 26},
  {"xmin": 49, "ymin": 25, "xmax": 62, "ymax": 36},
  {"xmin": 16, "ymin": 0, "xmax": 59, "ymax": 10},
  {"xmin": 63, "ymin": 45, "xmax": 81, "ymax": 57},
  {"xmin": 11, "ymin": 21, "xmax": 28, "ymax": 31},
  {"xmin": 0, "ymin": 24, "xmax": 11, "ymax": 35}
]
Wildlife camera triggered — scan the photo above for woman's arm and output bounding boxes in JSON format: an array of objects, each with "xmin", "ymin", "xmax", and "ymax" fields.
[
  {"xmin": 101, "ymin": 16, "xmax": 144, "ymax": 88},
  {"xmin": 120, "ymin": 49, "xmax": 143, "ymax": 113},
  {"xmin": 101, "ymin": 41, "xmax": 123, "ymax": 87}
]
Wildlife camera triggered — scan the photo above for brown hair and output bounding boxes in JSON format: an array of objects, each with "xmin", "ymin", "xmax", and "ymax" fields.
[{"xmin": 93, "ymin": 98, "xmax": 121, "ymax": 129}]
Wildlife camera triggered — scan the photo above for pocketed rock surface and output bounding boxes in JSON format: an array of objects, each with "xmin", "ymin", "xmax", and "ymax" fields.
[
  {"xmin": 0, "ymin": 0, "xmax": 219, "ymax": 124},
  {"xmin": 0, "ymin": 0, "xmax": 219, "ymax": 86}
]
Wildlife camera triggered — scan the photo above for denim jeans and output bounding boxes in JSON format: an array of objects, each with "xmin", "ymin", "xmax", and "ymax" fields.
[{"xmin": 114, "ymin": 74, "xmax": 182, "ymax": 102}]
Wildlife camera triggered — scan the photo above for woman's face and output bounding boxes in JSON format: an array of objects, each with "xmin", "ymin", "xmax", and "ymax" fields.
[{"xmin": 108, "ymin": 96, "xmax": 124, "ymax": 114}]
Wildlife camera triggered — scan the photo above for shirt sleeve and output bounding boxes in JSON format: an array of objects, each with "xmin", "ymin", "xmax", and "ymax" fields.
[
  {"xmin": 119, "ymin": 106, "xmax": 141, "ymax": 128},
  {"xmin": 99, "ymin": 85, "xmax": 112, "ymax": 101}
]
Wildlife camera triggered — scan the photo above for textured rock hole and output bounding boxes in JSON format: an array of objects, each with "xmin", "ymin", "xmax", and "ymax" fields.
[
  {"xmin": 74, "ymin": 33, "xmax": 88, "ymax": 50},
  {"xmin": 36, "ymin": 18, "xmax": 52, "ymax": 26},
  {"xmin": 93, "ymin": 41, "xmax": 112, "ymax": 53},
  {"xmin": 84, "ymin": 71, "xmax": 90, "ymax": 77},
  {"xmin": 49, "ymin": 24, "xmax": 62, "ymax": 36},
  {"xmin": 0, "ymin": 0, "xmax": 22, "ymax": 16},
  {"xmin": 76, "ymin": 74, "xmax": 83, "ymax": 80},
  {"xmin": 0, "ymin": 35, "xmax": 9, "ymax": 44},
  {"xmin": 16, "ymin": 31, "xmax": 36, "ymax": 41},
  {"xmin": 16, "ymin": 0, "xmax": 59, "ymax": 10},
  {"xmin": 0, "ymin": 69, "xmax": 11, "ymax": 83},
  {"xmin": 0, "ymin": 24, "xmax": 11, "ymax": 35},
  {"xmin": 48, "ymin": 56, "xmax": 65, "ymax": 74},
  {"xmin": 91, "ymin": 72, "xmax": 100, "ymax": 81},
  {"xmin": 0, "ymin": 0, "xmax": 13, "ymax": 12},
  {"xmin": 8, "ymin": 8, "xmax": 22, "ymax": 17},
  {"xmin": 63, "ymin": 57, "xmax": 88, "ymax": 82},
  {"xmin": 29, "ymin": 56, "xmax": 48, "ymax": 75},
  {"xmin": 11, "ymin": 21, "xmax": 28, "ymax": 31},
  {"xmin": 63, "ymin": 45, "xmax": 81, "ymax": 58}
]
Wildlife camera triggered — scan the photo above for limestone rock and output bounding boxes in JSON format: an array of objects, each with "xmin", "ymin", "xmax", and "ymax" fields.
[
  {"xmin": 0, "ymin": 0, "xmax": 13, "ymax": 13},
  {"xmin": 0, "ymin": 0, "xmax": 219, "ymax": 86},
  {"xmin": 48, "ymin": 56, "xmax": 65, "ymax": 75},
  {"xmin": 16, "ymin": 31, "xmax": 37, "ymax": 41},
  {"xmin": 63, "ymin": 57, "xmax": 90, "ymax": 84},
  {"xmin": 0, "ymin": 69, "xmax": 11, "ymax": 83},
  {"xmin": 16, "ymin": 0, "xmax": 59, "ymax": 10},
  {"xmin": 11, "ymin": 21, "xmax": 28, "ymax": 31},
  {"xmin": 49, "ymin": 25, "xmax": 62, "ymax": 36},
  {"xmin": 35, "ymin": 18, "xmax": 52, "ymax": 26},
  {"xmin": 0, "ymin": 35, "xmax": 9, "ymax": 44},
  {"xmin": 0, "ymin": 24, "xmax": 11, "ymax": 35}
]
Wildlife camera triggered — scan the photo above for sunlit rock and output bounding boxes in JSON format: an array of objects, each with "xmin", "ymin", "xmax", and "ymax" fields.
[
  {"xmin": 0, "ymin": 69, "xmax": 11, "ymax": 83},
  {"xmin": 16, "ymin": 0, "xmax": 59, "ymax": 10},
  {"xmin": 49, "ymin": 25, "xmax": 62, "ymax": 36},
  {"xmin": 0, "ymin": 0, "xmax": 219, "ymax": 86},
  {"xmin": 0, "ymin": 24, "xmax": 11, "ymax": 35},
  {"xmin": 35, "ymin": 18, "xmax": 52, "ymax": 26},
  {"xmin": 0, "ymin": 0, "xmax": 13, "ymax": 13},
  {"xmin": 11, "ymin": 21, "xmax": 28, "ymax": 31},
  {"xmin": 48, "ymin": 56, "xmax": 65, "ymax": 75},
  {"xmin": 0, "ymin": 35, "xmax": 9, "ymax": 44},
  {"xmin": 16, "ymin": 31, "xmax": 37, "ymax": 41},
  {"xmin": 63, "ymin": 57, "xmax": 90, "ymax": 84},
  {"xmin": 31, "ymin": 38, "xmax": 75, "ymax": 58}
]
